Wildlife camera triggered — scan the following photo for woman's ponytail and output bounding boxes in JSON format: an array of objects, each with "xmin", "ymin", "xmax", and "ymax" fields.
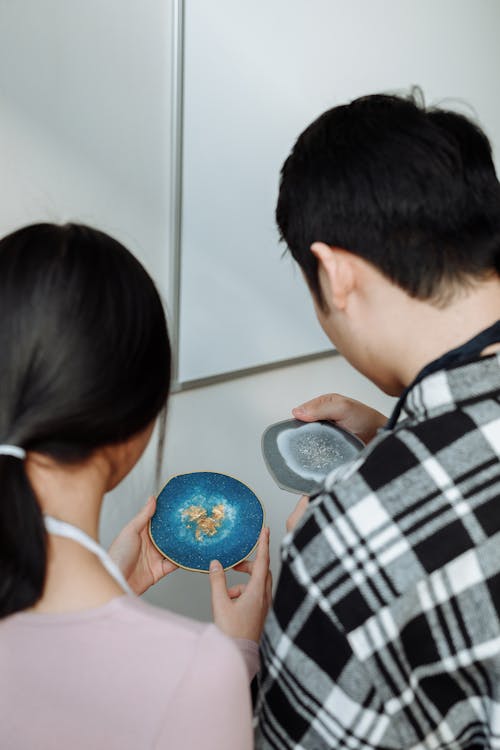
[
  {"xmin": 0, "ymin": 222, "xmax": 171, "ymax": 620},
  {"xmin": 0, "ymin": 455, "xmax": 47, "ymax": 617}
]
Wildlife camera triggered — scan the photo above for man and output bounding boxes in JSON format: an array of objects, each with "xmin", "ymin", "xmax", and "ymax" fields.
[{"xmin": 255, "ymin": 93, "xmax": 500, "ymax": 748}]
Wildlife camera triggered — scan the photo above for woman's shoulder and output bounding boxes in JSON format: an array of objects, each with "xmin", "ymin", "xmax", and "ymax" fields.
[
  {"xmin": 1, "ymin": 595, "xmax": 246, "ymax": 696},
  {"xmin": 2, "ymin": 595, "xmax": 235, "ymax": 666},
  {"xmin": 0, "ymin": 599, "xmax": 252, "ymax": 749},
  {"xmin": 115, "ymin": 597, "xmax": 248, "ymax": 691},
  {"xmin": 112, "ymin": 595, "xmax": 243, "ymax": 664},
  {"xmin": 114, "ymin": 595, "xmax": 208, "ymax": 634}
]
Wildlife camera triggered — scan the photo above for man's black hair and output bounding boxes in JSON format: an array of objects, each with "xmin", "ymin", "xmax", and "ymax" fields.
[{"xmin": 276, "ymin": 93, "xmax": 500, "ymax": 307}]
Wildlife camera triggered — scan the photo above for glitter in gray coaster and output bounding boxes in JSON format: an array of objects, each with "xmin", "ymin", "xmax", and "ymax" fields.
[{"xmin": 262, "ymin": 419, "xmax": 364, "ymax": 494}]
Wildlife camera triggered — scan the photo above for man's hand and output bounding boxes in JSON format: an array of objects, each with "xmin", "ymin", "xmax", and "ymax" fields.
[
  {"xmin": 286, "ymin": 495, "xmax": 310, "ymax": 533},
  {"xmin": 209, "ymin": 527, "xmax": 272, "ymax": 642},
  {"xmin": 292, "ymin": 393, "xmax": 387, "ymax": 444},
  {"xmin": 108, "ymin": 496, "xmax": 177, "ymax": 595}
]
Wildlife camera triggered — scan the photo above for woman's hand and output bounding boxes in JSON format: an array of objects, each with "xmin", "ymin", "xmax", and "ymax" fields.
[
  {"xmin": 209, "ymin": 527, "xmax": 272, "ymax": 642},
  {"xmin": 108, "ymin": 495, "xmax": 177, "ymax": 595},
  {"xmin": 292, "ymin": 393, "xmax": 387, "ymax": 444}
]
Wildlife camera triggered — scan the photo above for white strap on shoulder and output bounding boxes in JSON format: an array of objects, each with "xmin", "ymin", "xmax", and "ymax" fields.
[{"xmin": 44, "ymin": 515, "xmax": 134, "ymax": 596}]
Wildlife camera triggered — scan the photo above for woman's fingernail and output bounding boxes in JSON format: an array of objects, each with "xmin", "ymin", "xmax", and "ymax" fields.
[
  {"xmin": 293, "ymin": 406, "xmax": 307, "ymax": 416},
  {"xmin": 210, "ymin": 560, "xmax": 222, "ymax": 573}
]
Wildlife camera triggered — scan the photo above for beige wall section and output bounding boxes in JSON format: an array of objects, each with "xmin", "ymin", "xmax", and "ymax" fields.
[{"xmin": 99, "ymin": 353, "xmax": 396, "ymax": 621}]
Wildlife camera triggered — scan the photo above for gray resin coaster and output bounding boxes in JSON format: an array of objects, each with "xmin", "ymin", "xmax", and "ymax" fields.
[{"xmin": 262, "ymin": 419, "xmax": 364, "ymax": 495}]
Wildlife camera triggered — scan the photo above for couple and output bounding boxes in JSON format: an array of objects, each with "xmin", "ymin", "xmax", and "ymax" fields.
[{"xmin": 1, "ymin": 92, "xmax": 500, "ymax": 749}]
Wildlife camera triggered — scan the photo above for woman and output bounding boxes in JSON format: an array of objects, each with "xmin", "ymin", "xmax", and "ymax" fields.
[{"xmin": 0, "ymin": 223, "xmax": 271, "ymax": 749}]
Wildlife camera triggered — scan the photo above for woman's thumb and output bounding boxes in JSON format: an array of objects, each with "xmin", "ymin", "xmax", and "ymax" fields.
[
  {"xmin": 209, "ymin": 559, "xmax": 229, "ymax": 613},
  {"xmin": 132, "ymin": 495, "xmax": 156, "ymax": 531}
]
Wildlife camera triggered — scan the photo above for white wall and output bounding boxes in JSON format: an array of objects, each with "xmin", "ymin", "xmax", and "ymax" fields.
[
  {"xmin": 0, "ymin": 0, "xmax": 173, "ymax": 301},
  {"xmin": 179, "ymin": 0, "xmax": 500, "ymax": 382}
]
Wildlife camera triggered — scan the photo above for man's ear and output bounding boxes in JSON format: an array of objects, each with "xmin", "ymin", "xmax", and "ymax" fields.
[{"xmin": 310, "ymin": 242, "xmax": 355, "ymax": 310}]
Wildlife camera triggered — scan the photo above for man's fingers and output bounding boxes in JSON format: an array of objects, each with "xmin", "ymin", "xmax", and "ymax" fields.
[
  {"xmin": 293, "ymin": 393, "xmax": 388, "ymax": 444},
  {"xmin": 292, "ymin": 393, "xmax": 347, "ymax": 423},
  {"xmin": 286, "ymin": 495, "xmax": 310, "ymax": 533}
]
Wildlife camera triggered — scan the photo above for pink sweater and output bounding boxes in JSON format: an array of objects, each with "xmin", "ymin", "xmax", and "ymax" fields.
[{"xmin": 0, "ymin": 595, "xmax": 258, "ymax": 749}]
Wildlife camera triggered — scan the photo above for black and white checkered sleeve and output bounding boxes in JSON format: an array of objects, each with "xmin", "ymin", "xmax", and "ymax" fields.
[
  {"xmin": 254, "ymin": 527, "xmax": 396, "ymax": 750},
  {"xmin": 255, "ymin": 393, "xmax": 500, "ymax": 749}
]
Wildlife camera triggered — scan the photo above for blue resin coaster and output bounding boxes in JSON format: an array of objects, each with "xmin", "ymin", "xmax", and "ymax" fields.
[
  {"xmin": 149, "ymin": 472, "xmax": 264, "ymax": 572},
  {"xmin": 262, "ymin": 419, "xmax": 364, "ymax": 495}
]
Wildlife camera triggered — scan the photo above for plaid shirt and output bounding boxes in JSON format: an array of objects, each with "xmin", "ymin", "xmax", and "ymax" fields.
[{"xmin": 256, "ymin": 352, "xmax": 500, "ymax": 749}]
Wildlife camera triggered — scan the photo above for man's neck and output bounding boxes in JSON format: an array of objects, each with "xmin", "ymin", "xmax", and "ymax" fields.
[
  {"xmin": 353, "ymin": 269, "xmax": 500, "ymax": 396},
  {"xmin": 395, "ymin": 276, "xmax": 500, "ymax": 387}
]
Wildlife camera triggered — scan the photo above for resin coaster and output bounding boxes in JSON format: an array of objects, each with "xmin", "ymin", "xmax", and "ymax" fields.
[
  {"xmin": 262, "ymin": 419, "xmax": 364, "ymax": 495},
  {"xmin": 149, "ymin": 471, "xmax": 264, "ymax": 572}
]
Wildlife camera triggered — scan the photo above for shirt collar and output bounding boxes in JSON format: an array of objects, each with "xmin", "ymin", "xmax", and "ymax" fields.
[{"xmin": 396, "ymin": 352, "xmax": 500, "ymax": 424}]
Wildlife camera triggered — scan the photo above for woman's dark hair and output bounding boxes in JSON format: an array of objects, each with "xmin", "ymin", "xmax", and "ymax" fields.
[
  {"xmin": 276, "ymin": 92, "xmax": 500, "ymax": 307},
  {"xmin": 0, "ymin": 223, "xmax": 171, "ymax": 618}
]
